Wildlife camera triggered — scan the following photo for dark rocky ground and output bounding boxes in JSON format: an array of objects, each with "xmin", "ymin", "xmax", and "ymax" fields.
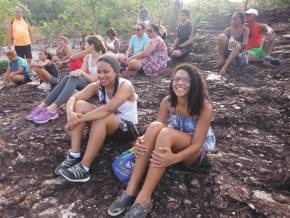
[{"xmin": 0, "ymin": 7, "xmax": 290, "ymax": 218}]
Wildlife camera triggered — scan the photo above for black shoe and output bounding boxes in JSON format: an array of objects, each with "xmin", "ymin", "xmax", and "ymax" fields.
[
  {"xmin": 55, "ymin": 154, "xmax": 81, "ymax": 175},
  {"xmin": 108, "ymin": 191, "xmax": 136, "ymax": 216},
  {"xmin": 265, "ymin": 56, "xmax": 280, "ymax": 65},
  {"xmin": 59, "ymin": 162, "xmax": 90, "ymax": 183}
]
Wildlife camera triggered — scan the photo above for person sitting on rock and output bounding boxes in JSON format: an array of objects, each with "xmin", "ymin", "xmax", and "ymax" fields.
[
  {"xmin": 55, "ymin": 55, "xmax": 139, "ymax": 183},
  {"xmin": 117, "ymin": 23, "xmax": 149, "ymax": 71},
  {"xmin": 157, "ymin": 17, "xmax": 167, "ymax": 41},
  {"xmin": 52, "ymin": 36, "xmax": 72, "ymax": 68},
  {"xmin": 244, "ymin": 8, "xmax": 280, "ymax": 65},
  {"xmin": 108, "ymin": 63, "xmax": 216, "ymax": 218},
  {"xmin": 218, "ymin": 12, "xmax": 249, "ymax": 75},
  {"xmin": 123, "ymin": 24, "xmax": 168, "ymax": 77},
  {"xmin": 26, "ymin": 35, "xmax": 106, "ymax": 124},
  {"xmin": 0, "ymin": 50, "xmax": 30, "ymax": 87},
  {"xmin": 58, "ymin": 34, "xmax": 88, "ymax": 71},
  {"xmin": 169, "ymin": 9, "xmax": 194, "ymax": 62},
  {"xmin": 105, "ymin": 28, "xmax": 120, "ymax": 54},
  {"xmin": 30, "ymin": 50, "xmax": 59, "ymax": 91}
]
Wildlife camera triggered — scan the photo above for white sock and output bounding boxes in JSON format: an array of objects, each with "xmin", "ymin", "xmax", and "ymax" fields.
[
  {"xmin": 69, "ymin": 151, "xmax": 81, "ymax": 158},
  {"xmin": 81, "ymin": 164, "xmax": 89, "ymax": 172}
]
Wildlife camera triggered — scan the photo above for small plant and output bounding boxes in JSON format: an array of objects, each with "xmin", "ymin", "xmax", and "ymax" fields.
[{"xmin": 0, "ymin": 60, "xmax": 8, "ymax": 74}]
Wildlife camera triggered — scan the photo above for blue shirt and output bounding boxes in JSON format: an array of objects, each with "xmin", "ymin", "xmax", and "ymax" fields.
[
  {"xmin": 129, "ymin": 34, "xmax": 149, "ymax": 55},
  {"xmin": 9, "ymin": 57, "xmax": 30, "ymax": 77}
]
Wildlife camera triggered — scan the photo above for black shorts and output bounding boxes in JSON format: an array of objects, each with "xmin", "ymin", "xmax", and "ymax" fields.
[
  {"xmin": 109, "ymin": 118, "xmax": 139, "ymax": 143},
  {"xmin": 15, "ymin": 45, "xmax": 32, "ymax": 59}
]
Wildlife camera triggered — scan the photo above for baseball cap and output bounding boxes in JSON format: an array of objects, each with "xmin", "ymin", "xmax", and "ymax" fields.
[{"xmin": 245, "ymin": 8, "xmax": 258, "ymax": 16}]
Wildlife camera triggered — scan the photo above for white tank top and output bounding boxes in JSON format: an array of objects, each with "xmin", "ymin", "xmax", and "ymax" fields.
[
  {"xmin": 88, "ymin": 54, "xmax": 98, "ymax": 75},
  {"xmin": 106, "ymin": 39, "xmax": 116, "ymax": 50},
  {"xmin": 98, "ymin": 77, "xmax": 138, "ymax": 124}
]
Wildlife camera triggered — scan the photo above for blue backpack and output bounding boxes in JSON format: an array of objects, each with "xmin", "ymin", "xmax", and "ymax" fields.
[{"xmin": 112, "ymin": 147, "xmax": 136, "ymax": 186}]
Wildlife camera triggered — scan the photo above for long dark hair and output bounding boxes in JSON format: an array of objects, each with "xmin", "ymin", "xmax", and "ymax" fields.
[
  {"xmin": 86, "ymin": 35, "xmax": 107, "ymax": 54},
  {"xmin": 148, "ymin": 23, "xmax": 161, "ymax": 36},
  {"xmin": 169, "ymin": 64, "xmax": 210, "ymax": 116},
  {"xmin": 97, "ymin": 55, "xmax": 120, "ymax": 105}
]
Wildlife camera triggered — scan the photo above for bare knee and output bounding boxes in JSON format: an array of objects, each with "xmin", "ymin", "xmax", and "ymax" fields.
[
  {"xmin": 74, "ymin": 100, "xmax": 94, "ymax": 114},
  {"xmin": 154, "ymin": 127, "xmax": 173, "ymax": 149},
  {"xmin": 128, "ymin": 60, "xmax": 141, "ymax": 71}
]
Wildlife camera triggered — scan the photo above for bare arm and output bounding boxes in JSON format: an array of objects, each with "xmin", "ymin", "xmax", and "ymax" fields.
[
  {"xmin": 126, "ymin": 45, "xmax": 133, "ymax": 57},
  {"xmin": 80, "ymin": 81, "xmax": 134, "ymax": 122},
  {"xmin": 66, "ymin": 82, "xmax": 99, "ymax": 118},
  {"xmin": 178, "ymin": 36, "xmax": 194, "ymax": 48},
  {"xmin": 60, "ymin": 45, "xmax": 72, "ymax": 61},
  {"xmin": 242, "ymin": 27, "xmax": 249, "ymax": 50},
  {"xmin": 174, "ymin": 102, "xmax": 213, "ymax": 163},
  {"xmin": 3, "ymin": 65, "xmax": 12, "ymax": 82},
  {"xmin": 7, "ymin": 22, "xmax": 13, "ymax": 47},
  {"xmin": 156, "ymin": 96, "xmax": 170, "ymax": 124},
  {"xmin": 31, "ymin": 60, "xmax": 50, "ymax": 68},
  {"xmin": 261, "ymin": 23, "xmax": 273, "ymax": 34},
  {"xmin": 27, "ymin": 22, "xmax": 35, "ymax": 44},
  {"xmin": 172, "ymin": 38, "xmax": 179, "ymax": 49},
  {"xmin": 130, "ymin": 40, "xmax": 156, "ymax": 60}
]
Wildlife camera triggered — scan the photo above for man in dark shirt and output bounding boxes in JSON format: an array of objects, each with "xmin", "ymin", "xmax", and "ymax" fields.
[{"xmin": 169, "ymin": 9, "xmax": 194, "ymax": 60}]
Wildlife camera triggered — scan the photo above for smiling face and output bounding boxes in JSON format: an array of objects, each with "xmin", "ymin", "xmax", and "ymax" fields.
[
  {"xmin": 172, "ymin": 69, "xmax": 192, "ymax": 97},
  {"xmin": 97, "ymin": 61, "xmax": 117, "ymax": 87}
]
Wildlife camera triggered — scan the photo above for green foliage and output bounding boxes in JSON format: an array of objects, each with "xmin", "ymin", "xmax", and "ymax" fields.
[
  {"xmin": 0, "ymin": 0, "xmax": 21, "ymax": 46},
  {"xmin": 0, "ymin": 60, "xmax": 8, "ymax": 75},
  {"xmin": 0, "ymin": 0, "xmax": 289, "ymax": 45}
]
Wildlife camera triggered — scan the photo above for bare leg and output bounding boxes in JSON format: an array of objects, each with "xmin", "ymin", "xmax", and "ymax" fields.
[
  {"xmin": 35, "ymin": 68, "xmax": 52, "ymax": 82},
  {"xmin": 218, "ymin": 34, "xmax": 228, "ymax": 65},
  {"xmin": 69, "ymin": 100, "xmax": 96, "ymax": 153},
  {"xmin": 11, "ymin": 75, "xmax": 25, "ymax": 84},
  {"xmin": 220, "ymin": 43, "xmax": 241, "ymax": 75},
  {"xmin": 265, "ymin": 35, "xmax": 275, "ymax": 56},
  {"xmin": 127, "ymin": 59, "xmax": 142, "ymax": 72},
  {"xmin": 126, "ymin": 122, "xmax": 166, "ymax": 196},
  {"xmin": 27, "ymin": 58, "xmax": 32, "ymax": 66},
  {"xmin": 134, "ymin": 127, "xmax": 203, "ymax": 206},
  {"xmin": 81, "ymin": 114, "xmax": 119, "ymax": 167}
]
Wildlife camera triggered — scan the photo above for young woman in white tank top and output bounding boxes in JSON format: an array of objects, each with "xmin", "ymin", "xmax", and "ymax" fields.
[{"xmin": 55, "ymin": 55, "xmax": 139, "ymax": 183}]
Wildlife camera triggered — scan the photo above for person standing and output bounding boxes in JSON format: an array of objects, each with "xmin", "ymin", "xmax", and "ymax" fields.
[{"xmin": 7, "ymin": 6, "xmax": 34, "ymax": 65}]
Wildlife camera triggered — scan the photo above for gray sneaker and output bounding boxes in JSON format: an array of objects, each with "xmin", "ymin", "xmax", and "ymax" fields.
[
  {"xmin": 124, "ymin": 203, "xmax": 153, "ymax": 218},
  {"xmin": 108, "ymin": 191, "xmax": 136, "ymax": 216},
  {"xmin": 55, "ymin": 154, "xmax": 81, "ymax": 175}
]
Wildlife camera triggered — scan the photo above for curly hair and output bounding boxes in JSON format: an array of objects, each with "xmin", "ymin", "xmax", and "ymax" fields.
[{"xmin": 169, "ymin": 63, "xmax": 210, "ymax": 116}]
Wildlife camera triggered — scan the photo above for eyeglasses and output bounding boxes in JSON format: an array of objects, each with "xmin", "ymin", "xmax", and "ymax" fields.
[
  {"xmin": 135, "ymin": 29, "xmax": 142, "ymax": 31},
  {"xmin": 172, "ymin": 76, "xmax": 191, "ymax": 84},
  {"xmin": 146, "ymin": 29, "xmax": 153, "ymax": 33}
]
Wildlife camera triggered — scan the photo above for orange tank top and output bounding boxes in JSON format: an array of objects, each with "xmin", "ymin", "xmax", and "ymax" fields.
[
  {"xmin": 12, "ymin": 18, "xmax": 31, "ymax": 46},
  {"xmin": 245, "ymin": 22, "xmax": 264, "ymax": 50}
]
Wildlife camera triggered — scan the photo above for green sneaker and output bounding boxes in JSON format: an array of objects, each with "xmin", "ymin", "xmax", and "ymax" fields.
[{"xmin": 55, "ymin": 154, "xmax": 81, "ymax": 175}]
